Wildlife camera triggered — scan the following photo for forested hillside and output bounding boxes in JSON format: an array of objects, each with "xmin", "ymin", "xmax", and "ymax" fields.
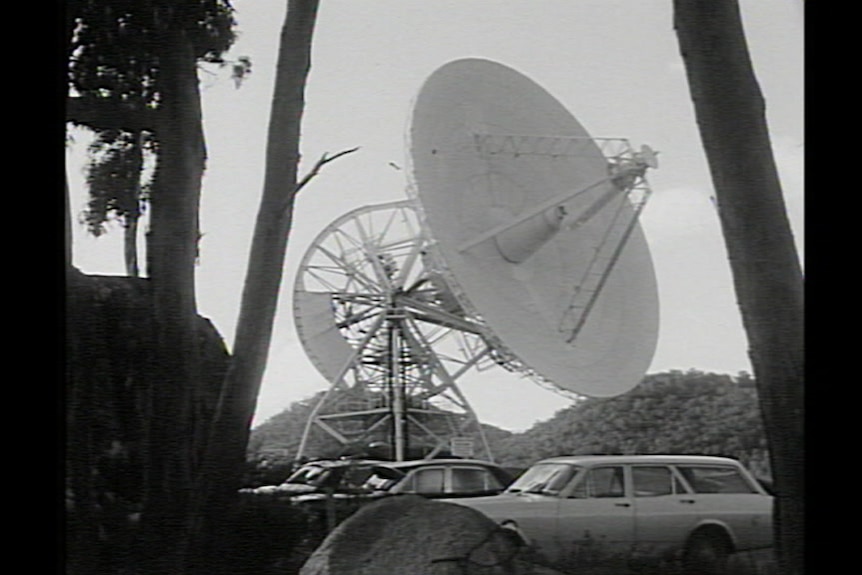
[
  {"xmin": 246, "ymin": 392, "xmax": 514, "ymax": 485},
  {"xmin": 487, "ymin": 370, "xmax": 769, "ymax": 477},
  {"xmin": 249, "ymin": 369, "xmax": 769, "ymax": 484}
]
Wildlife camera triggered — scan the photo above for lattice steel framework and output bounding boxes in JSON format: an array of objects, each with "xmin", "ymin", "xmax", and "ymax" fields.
[{"xmin": 294, "ymin": 201, "xmax": 497, "ymax": 461}]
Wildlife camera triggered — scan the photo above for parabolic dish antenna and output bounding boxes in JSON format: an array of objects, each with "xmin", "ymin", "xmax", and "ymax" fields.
[
  {"xmin": 407, "ymin": 58, "xmax": 659, "ymax": 397},
  {"xmin": 293, "ymin": 58, "xmax": 659, "ymax": 461}
]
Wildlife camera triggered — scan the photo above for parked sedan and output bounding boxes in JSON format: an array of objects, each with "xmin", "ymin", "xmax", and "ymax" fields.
[
  {"xmin": 241, "ymin": 458, "xmax": 383, "ymax": 498},
  {"xmin": 242, "ymin": 457, "xmax": 513, "ymax": 499},
  {"xmin": 362, "ymin": 458, "xmax": 515, "ymax": 498},
  {"xmin": 242, "ymin": 457, "xmax": 515, "ymax": 541},
  {"xmin": 443, "ymin": 455, "xmax": 773, "ymax": 575}
]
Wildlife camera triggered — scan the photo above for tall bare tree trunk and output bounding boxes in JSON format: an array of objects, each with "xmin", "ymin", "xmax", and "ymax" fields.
[
  {"xmin": 672, "ymin": 2, "xmax": 803, "ymax": 574},
  {"xmin": 125, "ymin": 216, "xmax": 140, "ymax": 277},
  {"xmin": 140, "ymin": 26, "xmax": 207, "ymax": 574},
  {"xmin": 190, "ymin": 0, "xmax": 321, "ymax": 570},
  {"xmin": 66, "ymin": 176, "xmax": 73, "ymax": 272},
  {"xmin": 64, "ymin": 6, "xmax": 77, "ymax": 278},
  {"xmin": 124, "ymin": 131, "xmax": 145, "ymax": 278}
]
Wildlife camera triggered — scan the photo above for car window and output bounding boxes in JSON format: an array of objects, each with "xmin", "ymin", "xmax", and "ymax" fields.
[
  {"xmin": 450, "ymin": 467, "xmax": 504, "ymax": 493},
  {"xmin": 570, "ymin": 466, "xmax": 625, "ymax": 498},
  {"xmin": 410, "ymin": 467, "xmax": 446, "ymax": 494},
  {"xmin": 340, "ymin": 466, "xmax": 376, "ymax": 489},
  {"xmin": 590, "ymin": 466, "xmax": 626, "ymax": 498},
  {"xmin": 677, "ymin": 465, "xmax": 757, "ymax": 494},
  {"xmin": 632, "ymin": 466, "xmax": 677, "ymax": 497},
  {"xmin": 507, "ymin": 463, "xmax": 578, "ymax": 495}
]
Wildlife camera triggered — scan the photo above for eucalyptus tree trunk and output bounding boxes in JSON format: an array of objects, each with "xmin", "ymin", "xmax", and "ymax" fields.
[
  {"xmin": 672, "ymin": 2, "xmax": 804, "ymax": 574},
  {"xmin": 190, "ymin": 0, "xmax": 321, "ymax": 570},
  {"xmin": 139, "ymin": 26, "xmax": 207, "ymax": 574},
  {"xmin": 66, "ymin": 177, "xmax": 73, "ymax": 272},
  {"xmin": 125, "ymin": 216, "xmax": 140, "ymax": 277},
  {"xmin": 124, "ymin": 131, "xmax": 145, "ymax": 278}
]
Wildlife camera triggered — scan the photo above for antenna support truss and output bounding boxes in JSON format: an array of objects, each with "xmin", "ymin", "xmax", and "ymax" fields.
[{"xmin": 294, "ymin": 202, "xmax": 496, "ymax": 462}]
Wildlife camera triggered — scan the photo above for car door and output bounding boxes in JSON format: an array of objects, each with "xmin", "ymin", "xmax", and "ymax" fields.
[
  {"xmin": 675, "ymin": 463, "xmax": 774, "ymax": 551},
  {"xmin": 474, "ymin": 462, "xmax": 577, "ymax": 566},
  {"xmin": 553, "ymin": 465, "xmax": 635, "ymax": 569},
  {"xmin": 630, "ymin": 464, "xmax": 700, "ymax": 557}
]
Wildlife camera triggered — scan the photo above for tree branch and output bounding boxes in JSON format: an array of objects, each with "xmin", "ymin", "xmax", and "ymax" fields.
[{"xmin": 295, "ymin": 146, "xmax": 360, "ymax": 193}]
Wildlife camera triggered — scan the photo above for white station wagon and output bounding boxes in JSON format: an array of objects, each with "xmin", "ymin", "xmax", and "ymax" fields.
[{"xmin": 444, "ymin": 454, "xmax": 773, "ymax": 574}]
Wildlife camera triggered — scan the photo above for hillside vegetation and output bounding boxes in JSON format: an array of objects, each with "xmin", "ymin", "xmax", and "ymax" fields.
[
  {"xmin": 249, "ymin": 370, "xmax": 769, "ymax": 482},
  {"xmin": 487, "ymin": 370, "xmax": 769, "ymax": 477}
]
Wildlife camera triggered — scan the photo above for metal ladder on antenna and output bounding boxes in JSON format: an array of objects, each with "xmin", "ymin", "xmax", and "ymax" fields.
[{"xmin": 559, "ymin": 186, "xmax": 649, "ymax": 343}]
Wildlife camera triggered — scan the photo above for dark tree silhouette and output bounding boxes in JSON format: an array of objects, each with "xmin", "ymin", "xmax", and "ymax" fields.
[
  {"xmin": 190, "ymin": 3, "xmax": 332, "ymax": 567},
  {"xmin": 66, "ymin": 3, "xmax": 238, "ymax": 572},
  {"xmin": 672, "ymin": 3, "xmax": 804, "ymax": 574},
  {"xmin": 66, "ymin": 1, "xmax": 351, "ymax": 573}
]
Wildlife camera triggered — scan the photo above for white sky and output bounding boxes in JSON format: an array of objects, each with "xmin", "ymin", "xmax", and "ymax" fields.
[{"xmin": 66, "ymin": 0, "xmax": 804, "ymax": 432}]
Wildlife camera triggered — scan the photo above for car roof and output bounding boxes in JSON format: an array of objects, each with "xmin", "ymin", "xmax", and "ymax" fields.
[
  {"xmin": 534, "ymin": 454, "xmax": 744, "ymax": 466},
  {"xmin": 300, "ymin": 458, "xmax": 387, "ymax": 469},
  {"xmin": 373, "ymin": 458, "xmax": 501, "ymax": 469}
]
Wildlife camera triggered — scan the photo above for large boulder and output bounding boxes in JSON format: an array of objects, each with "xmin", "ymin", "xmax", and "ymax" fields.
[{"xmin": 299, "ymin": 494, "xmax": 559, "ymax": 575}]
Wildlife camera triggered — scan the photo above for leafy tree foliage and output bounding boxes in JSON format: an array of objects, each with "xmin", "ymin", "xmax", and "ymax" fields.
[
  {"xmin": 490, "ymin": 370, "xmax": 769, "ymax": 477},
  {"xmin": 81, "ymin": 129, "xmax": 154, "ymax": 275},
  {"xmin": 67, "ymin": 0, "xmax": 236, "ymax": 274},
  {"xmin": 82, "ymin": 130, "xmax": 150, "ymax": 236},
  {"xmin": 67, "ymin": 0, "xmax": 235, "ymax": 100}
]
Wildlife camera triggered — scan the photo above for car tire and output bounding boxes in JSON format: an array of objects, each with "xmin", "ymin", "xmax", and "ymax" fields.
[{"xmin": 682, "ymin": 532, "xmax": 731, "ymax": 575}]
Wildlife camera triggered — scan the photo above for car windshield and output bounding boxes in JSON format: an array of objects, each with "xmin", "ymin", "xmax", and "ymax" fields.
[
  {"xmin": 284, "ymin": 465, "xmax": 333, "ymax": 487},
  {"xmin": 506, "ymin": 463, "xmax": 579, "ymax": 495},
  {"xmin": 363, "ymin": 473, "xmax": 398, "ymax": 491}
]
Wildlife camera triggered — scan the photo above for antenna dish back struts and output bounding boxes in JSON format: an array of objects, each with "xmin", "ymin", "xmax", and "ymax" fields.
[{"xmin": 292, "ymin": 59, "xmax": 660, "ymax": 462}]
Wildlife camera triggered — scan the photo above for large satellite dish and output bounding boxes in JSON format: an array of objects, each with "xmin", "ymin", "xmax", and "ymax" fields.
[{"xmin": 294, "ymin": 58, "xmax": 659, "ymax": 461}]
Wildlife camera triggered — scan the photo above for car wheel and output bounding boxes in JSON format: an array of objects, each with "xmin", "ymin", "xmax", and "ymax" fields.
[{"xmin": 682, "ymin": 532, "xmax": 731, "ymax": 575}]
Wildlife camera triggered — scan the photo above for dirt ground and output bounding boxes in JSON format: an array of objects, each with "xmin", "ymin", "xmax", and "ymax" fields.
[{"xmin": 726, "ymin": 548, "xmax": 777, "ymax": 575}]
